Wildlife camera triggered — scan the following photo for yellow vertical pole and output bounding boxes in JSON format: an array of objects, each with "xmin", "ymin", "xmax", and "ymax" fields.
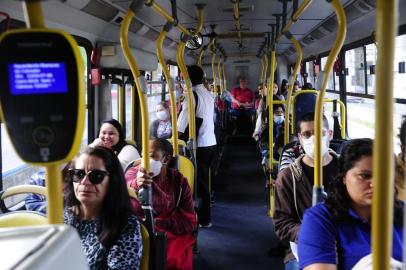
[
  {"xmin": 131, "ymin": 84, "xmax": 136, "ymax": 141},
  {"xmin": 284, "ymin": 35, "xmax": 302, "ymax": 145},
  {"xmin": 197, "ymin": 48, "xmax": 204, "ymax": 68},
  {"xmin": 222, "ymin": 61, "xmax": 227, "ymax": 92},
  {"xmin": 23, "ymin": 1, "xmax": 63, "ymax": 224},
  {"xmin": 313, "ymin": 0, "xmax": 346, "ymax": 202},
  {"xmin": 157, "ymin": 23, "xmax": 179, "ymax": 156},
  {"xmin": 372, "ymin": 0, "xmax": 397, "ymax": 269},
  {"xmin": 268, "ymin": 50, "xmax": 276, "ymax": 217},
  {"xmin": 217, "ymin": 57, "xmax": 223, "ymax": 94},
  {"xmin": 120, "ymin": 10, "xmax": 150, "ymax": 172},
  {"xmin": 211, "ymin": 47, "xmax": 218, "ymax": 94},
  {"xmin": 263, "ymin": 54, "xmax": 269, "ymax": 85}
]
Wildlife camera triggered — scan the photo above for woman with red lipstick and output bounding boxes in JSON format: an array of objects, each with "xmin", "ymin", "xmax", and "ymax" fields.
[
  {"xmin": 298, "ymin": 139, "xmax": 404, "ymax": 270},
  {"xmin": 90, "ymin": 119, "xmax": 140, "ymax": 171},
  {"xmin": 64, "ymin": 146, "xmax": 142, "ymax": 270}
]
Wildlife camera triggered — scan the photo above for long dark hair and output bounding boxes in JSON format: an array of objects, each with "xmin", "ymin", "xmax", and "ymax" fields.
[
  {"xmin": 280, "ymin": 79, "xmax": 288, "ymax": 96},
  {"xmin": 99, "ymin": 119, "xmax": 127, "ymax": 153},
  {"xmin": 64, "ymin": 146, "xmax": 132, "ymax": 249},
  {"xmin": 325, "ymin": 138, "xmax": 403, "ymax": 226}
]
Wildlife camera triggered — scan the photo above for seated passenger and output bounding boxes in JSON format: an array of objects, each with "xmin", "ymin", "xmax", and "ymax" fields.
[
  {"xmin": 281, "ymin": 79, "xmax": 289, "ymax": 98},
  {"xmin": 125, "ymin": 138, "xmax": 197, "ymax": 270},
  {"xmin": 298, "ymin": 138, "xmax": 404, "ymax": 270},
  {"xmin": 273, "ymin": 82, "xmax": 285, "ymax": 101},
  {"xmin": 274, "ymin": 112, "xmax": 339, "ymax": 270},
  {"xmin": 64, "ymin": 146, "xmax": 142, "ymax": 270},
  {"xmin": 89, "ymin": 119, "xmax": 140, "ymax": 170},
  {"xmin": 396, "ymin": 117, "xmax": 406, "ymax": 200},
  {"xmin": 229, "ymin": 75, "xmax": 255, "ymax": 117},
  {"xmin": 150, "ymin": 101, "xmax": 172, "ymax": 140},
  {"xmin": 24, "ymin": 169, "xmax": 46, "ymax": 213}
]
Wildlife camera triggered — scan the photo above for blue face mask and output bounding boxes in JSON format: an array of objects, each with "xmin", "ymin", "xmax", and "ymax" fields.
[{"xmin": 274, "ymin": 115, "xmax": 284, "ymax": 125}]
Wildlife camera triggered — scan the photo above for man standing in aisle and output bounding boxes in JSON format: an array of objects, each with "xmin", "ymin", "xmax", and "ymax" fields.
[{"xmin": 178, "ymin": 65, "xmax": 216, "ymax": 227}]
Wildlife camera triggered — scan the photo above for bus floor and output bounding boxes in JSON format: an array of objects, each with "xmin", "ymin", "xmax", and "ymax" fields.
[{"xmin": 193, "ymin": 135, "xmax": 284, "ymax": 270}]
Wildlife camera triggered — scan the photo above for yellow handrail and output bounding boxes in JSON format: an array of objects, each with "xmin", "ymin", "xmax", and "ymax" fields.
[
  {"xmin": 290, "ymin": 90, "xmax": 346, "ymax": 139},
  {"xmin": 22, "ymin": 1, "xmax": 45, "ymax": 28},
  {"xmin": 120, "ymin": 10, "xmax": 150, "ymax": 172},
  {"xmin": 144, "ymin": 0, "xmax": 191, "ymax": 36},
  {"xmin": 156, "ymin": 23, "xmax": 179, "ymax": 156},
  {"xmin": 372, "ymin": 0, "xmax": 397, "ymax": 269},
  {"xmin": 222, "ymin": 61, "xmax": 227, "ymax": 92},
  {"xmin": 263, "ymin": 54, "xmax": 269, "ymax": 84},
  {"xmin": 217, "ymin": 57, "xmax": 223, "ymax": 94},
  {"xmin": 197, "ymin": 48, "xmax": 204, "ymax": 68},
  {"xmin": 313, "ymin": 0, "xmax": 346, "ymax": 198},
  {"xmin": 268, "ymin": 49, "xmax": 276, "ymax": 217},
  {"xmin": 131, "ymin": 84, "xmax": 136, "ymax": 141},
  {"xmin": 284, "ymin": 36, "xmax": 302, "ymax": 145},
  {"xmin": 211, "ymin": 47, "xmax": 218, "ymax": 94},
  {"xmin": 276, "ymin": 0, "xmax": 313, "ymax": 42},
  {"xmin": 260, "ymin": 57, "xmax": 265, "ymax": 84}
]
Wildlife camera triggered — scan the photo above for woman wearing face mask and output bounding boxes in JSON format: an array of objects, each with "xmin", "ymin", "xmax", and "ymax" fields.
[
  {"xmin": 125, "ymin": 138, "xmax": 197, "ymax": 270},
  {"xmin": 64, "ymin": 147, "xmax": 142, "ymax": 270},
  {"xmin": 89, "ymin": 119, "xmax": 140, "ymax": 171},
  {"xmin": 298, "ymin": 139, "xmax": 404, "ymax": 270},
  {"xmin": 150, "ymin": 102, "xmax": 172, "ymax": 140}
]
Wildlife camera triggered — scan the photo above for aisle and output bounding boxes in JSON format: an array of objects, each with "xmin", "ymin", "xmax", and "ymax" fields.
[{"xmin": 193, "ymin": 135, "xmax": 284, "ymax": 270}]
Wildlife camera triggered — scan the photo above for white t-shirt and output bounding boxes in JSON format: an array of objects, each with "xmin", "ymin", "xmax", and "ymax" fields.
[{"xmin": 177, "ymin": 84, "xmax": 217, "ymax": 147}]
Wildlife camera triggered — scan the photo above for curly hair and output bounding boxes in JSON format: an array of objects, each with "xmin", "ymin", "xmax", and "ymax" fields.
[
  {"xmin": 64, "ymin": 146, "xmax": 132, "ymax": 249},
  {"xmin": 325, "ymin": 138, "xmax": 403, "ymax": 226}
]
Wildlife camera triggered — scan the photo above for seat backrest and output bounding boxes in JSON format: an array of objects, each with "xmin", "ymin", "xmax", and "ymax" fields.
[
  {"xmin": 179, "ymin": 156, "xmax": 194, "ymax": 193},
  {"xmin": 0, "ymin": 211, "xmax": 47, "ymax": 227}
]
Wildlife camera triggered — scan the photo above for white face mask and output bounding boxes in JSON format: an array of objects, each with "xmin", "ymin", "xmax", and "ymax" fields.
[
  {"xmin": 300, "ymin": 135, "xmax": 329, "ymax": 159},
  {"xmin": 156, "ymin": 110, "xmax": 168, "ymax": 121},
  {"xmin": 274, "ymin": 115, "xmax": 284, "ymax": 125},
  {"xmin": 149, "ymin": 158, "xmax": 163, "ymax": 177}
]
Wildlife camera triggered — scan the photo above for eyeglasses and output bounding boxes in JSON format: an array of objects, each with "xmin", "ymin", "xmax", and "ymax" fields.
[
  {"xmin": 68, "ymin": 169, "xmax": 109, "ymax": 185},
  {"xmin": 300, "ymin": 129, "xmax": 327, "ymax": 139}
]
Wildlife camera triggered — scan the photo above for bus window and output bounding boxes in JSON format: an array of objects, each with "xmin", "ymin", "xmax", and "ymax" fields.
[
  {"xmin": 394, "ymin": 34, "xmax": 406, "ymax": 99},
  {"xmin": 345, "ymin": 47, "xmax": 366, "ymax": 94},
  {"xmin": 321, "ymin": 57, "xmax": 335, "ymax": 91},
  {"xmin": 147, "ymin": 81, "xmax": 165, "ymax": 127},
  {"xmin": 125, "ymin": 83, "xmax": 132, "ymax": 139},
  {"xmin": 365, "ymin": 43, "xmax": 377, "ymax": 95},
  {"xmin": 111, "ymin": 80, "xmax": 119, "ymax": 120}
]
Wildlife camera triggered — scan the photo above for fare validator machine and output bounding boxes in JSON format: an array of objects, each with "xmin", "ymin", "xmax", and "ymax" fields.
[{"xmin": 0, "ymin": 28, "xmax": 88, "ymax": 269}]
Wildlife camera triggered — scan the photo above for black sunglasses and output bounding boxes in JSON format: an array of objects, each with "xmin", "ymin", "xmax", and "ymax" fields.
[{"xmin": 68, "ymin": 169, "xmax": 109, "ymax": 185}]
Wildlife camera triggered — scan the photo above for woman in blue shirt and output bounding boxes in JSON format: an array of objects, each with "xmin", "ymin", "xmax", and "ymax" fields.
[{"xmin": 298, "ymin": 138, "xmax": 403, "ymax": 270}]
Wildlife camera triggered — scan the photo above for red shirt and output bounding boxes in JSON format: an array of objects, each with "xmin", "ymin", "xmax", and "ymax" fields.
[{"xmin": 230, "ymin": 87, "xmax": 255, "ymax": 109}]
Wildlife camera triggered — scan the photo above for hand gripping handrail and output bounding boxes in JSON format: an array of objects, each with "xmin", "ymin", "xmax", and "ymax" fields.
[
  {"xmin": 120, "ymin": 2, "xmax": 152, "ymax": 230},
  {"xmin": 372, "ymin": 0, "xmax": 397, "ymax": 269},
  {"xmin": 313, "ymin": 0, "xmax": 346, "ymax": 204},
  {"xmin": 283, "ymin": 34, "xmax": 302, "ymax": 146},
  {"xmin": 156, "ymin": 22, "xmax": 179, "ymax": 157}
]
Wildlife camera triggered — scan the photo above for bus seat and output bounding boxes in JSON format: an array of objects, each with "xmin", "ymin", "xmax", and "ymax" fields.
[
  {"xmin": 140, "ymin": 223, "xmax": 150, "ymax": 270},
  {"xmin": 167, "ymin": 139, "xmax": 188, "ymax": 156},
  {"xmin": 179, "ymin": 156, "xmax": 194, "ymax": 193},
  {"xmin": 0, "ymin": 184, "xmax": 47, "ymax": 213},
  {"xmin": 127, "ymin": 187, "xmax": 150, "ymax": 270},
  {"xmin": 0, "ymin": 211, "xmax": 47, "ymax": 227}
]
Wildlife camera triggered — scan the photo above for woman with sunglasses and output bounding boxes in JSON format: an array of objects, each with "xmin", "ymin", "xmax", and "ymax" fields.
[
  {"xmin": 125, "ymin": 138, "xmax": 196, "ymax": 270},
  {"xmin": 64, "ymin": 146, "xmax": 142, "ymax": 270},
  {"xmin": 298, "ymin": 139, "xmax": 404, "ymax": 270},
  {"xmin": 90, "ymin": 119, "xmax": 140, "ymax": 171}
]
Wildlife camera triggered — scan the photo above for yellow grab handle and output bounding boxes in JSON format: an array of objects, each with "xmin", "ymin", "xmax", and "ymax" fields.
[
  {"xmin": 217, "ymin": 57, "xmax": 223, "ymax": 94},
  {"xmin": 211, "ymin": 47, "xmax": 218, "ymax": 94},
  {"xmin": 120, "ymin": 10, "xmax": 150, "ymax": 171},
  {"xmin": 313, "ymin": 0, "xmax": 346, "ymax": 192}
]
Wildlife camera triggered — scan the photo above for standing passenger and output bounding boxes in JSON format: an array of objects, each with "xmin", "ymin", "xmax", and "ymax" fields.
[
  {"xmin": 298, "ymin": 139, "xmax": 404, "ymax": 270},
  {"xmin": 274, "ymin": 112, "xmax": 339, "ymax": 270},
  {"xmin": 89, "ymin": 119, "xmax": 140, "ymax": 171},
  {"xmin": 64, "ymin": 147, "xmax": 142, "ymax": 270},
  {"xmin": 177, "ymin": 65, "xmax": 216, "ymax": 227}
]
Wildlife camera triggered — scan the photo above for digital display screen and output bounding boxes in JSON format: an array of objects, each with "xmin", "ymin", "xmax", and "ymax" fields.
[{"xmin": 8, "ymin": 62, "xmax": 68, "ymax": 95}]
